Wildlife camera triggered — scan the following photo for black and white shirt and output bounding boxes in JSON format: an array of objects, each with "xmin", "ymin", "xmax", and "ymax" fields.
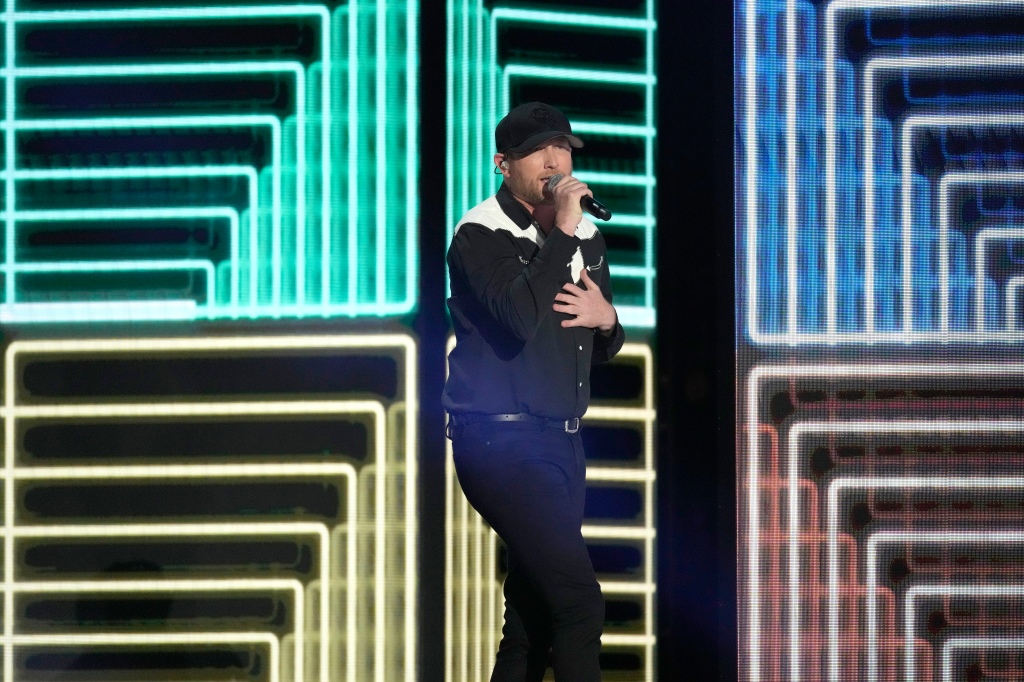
[{"xmin": 443, "ymin": 183, "xmax": 626, "ymax": 420}]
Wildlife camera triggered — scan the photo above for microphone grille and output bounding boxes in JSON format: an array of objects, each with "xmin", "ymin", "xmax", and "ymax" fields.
[{"xmin": 546, "ymin": 174, "xmax": 564, "ymax": 191}]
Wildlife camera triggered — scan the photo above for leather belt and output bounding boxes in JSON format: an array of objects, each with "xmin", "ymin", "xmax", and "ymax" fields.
[{"xmin": 447, "ymin": 412, "xmax": 581, "ymax": 437}]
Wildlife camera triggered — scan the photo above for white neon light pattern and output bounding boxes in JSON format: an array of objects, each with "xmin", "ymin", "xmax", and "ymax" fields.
[
  {"xmin": 444, "ymin": 341, "xmax": 657, "ymax": 681},
  {"xmin": 817, "ymin": 427, "xmax": 1024, "ymax": 681},
  {"xmin": 941, "ymin": 638, "xmax": 1024, "ymax": 682},
  {"xmin": 446, "ymin": 0, "xmax": 658, "ymax": 329},
  {"xmin": 741, "ymin": 0, "xmax": 1024, "ymax": 343},
  {"xmin": 0, "ymin": 1, "xmax": 420, "ymax": 322},
  {"xmin": 0, "ymin": 335, "xmax": 418, "ymax": 682},
  {"xmin": 742, "ymin": 362, "xmax": 1024, "ymax": 682},
  {"xmin": 857, "ymin": 532, "xmax": 1024, "ymax": 681}
]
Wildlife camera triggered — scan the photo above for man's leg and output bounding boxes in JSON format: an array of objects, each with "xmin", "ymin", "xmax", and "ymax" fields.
[
  {"xmin": 493, "ymin": 552, "xmax": 552, "ymax": 681},
  {"xmin": 452, "ymin": 423, "xmax": 604, "ymax": 681}
]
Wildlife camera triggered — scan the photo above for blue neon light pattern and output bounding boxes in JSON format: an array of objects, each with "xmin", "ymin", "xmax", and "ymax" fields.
[
  {"xmin": 0, "ymin": 1, "xmax": 419, "ymax": 323},
  {"xmin": 739, "ymin": 0, "xmax": 1024, "ymax": 342}
]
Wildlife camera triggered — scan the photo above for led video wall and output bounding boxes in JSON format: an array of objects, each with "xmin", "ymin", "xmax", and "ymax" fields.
[
  {"xmin": 0, "ymin": 0, "xmax": 658, "ymax": 681},
  {"xmin": 738, "ymin": 1, "xmax": 1024, "ymax": 680},
  {"xmin": 446, "ymin": 1, "xmax": 658, "ymax": 680}
]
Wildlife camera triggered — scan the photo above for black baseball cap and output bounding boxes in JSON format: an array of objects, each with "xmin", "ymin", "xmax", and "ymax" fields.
[{"xmin": 495, "ymin": 102, "xmax": 584, "ymax": 154}]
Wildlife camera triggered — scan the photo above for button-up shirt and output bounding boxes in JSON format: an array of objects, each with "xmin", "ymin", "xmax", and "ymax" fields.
[{"xmin": 443, "ymin": 183, "xmax": 626, "ymax": 420}]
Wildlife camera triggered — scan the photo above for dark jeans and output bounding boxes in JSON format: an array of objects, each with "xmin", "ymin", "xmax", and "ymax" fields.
[{"xmin": 451, "ymin": 421, "xmax": 604, "ymax": 682}]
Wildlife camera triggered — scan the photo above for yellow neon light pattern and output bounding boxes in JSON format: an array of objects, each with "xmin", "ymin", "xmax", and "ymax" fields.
[{"xmin": 1, "ymin": 334, "xmax": 418, "ymax": 682}]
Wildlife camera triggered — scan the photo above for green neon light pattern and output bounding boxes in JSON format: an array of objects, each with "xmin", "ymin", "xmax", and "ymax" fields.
[
  {"xmin": 446, "ymin": 1, "xmax": 658, "ymax": 329},
  {"xmin": 1, "ymin": 1, "xmax": 420, "ymax": 323}
]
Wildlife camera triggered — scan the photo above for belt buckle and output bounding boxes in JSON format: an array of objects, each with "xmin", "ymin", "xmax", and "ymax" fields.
[{"xmin": 564, "ymin": 417, "xmax": 580, "ymax": 434}]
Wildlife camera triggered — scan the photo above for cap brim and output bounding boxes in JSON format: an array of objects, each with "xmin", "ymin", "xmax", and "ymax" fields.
[{"xmin": 505, "ymin": 131, "xmax": 584, "ymax": 154}]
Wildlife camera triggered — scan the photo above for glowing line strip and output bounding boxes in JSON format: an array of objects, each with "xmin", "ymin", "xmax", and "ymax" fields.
[
  {"xmin": 502, "ymin": 64, "xmax": 655, "ymax": 87},
  {"xmin": 491, "ymin": 8, "xmax": 655, "ymax": 30},
  {"xmin": 745, "ymin": 0, "xmax": 759, "ymax": 350},
  {"xmin": 7, "ymin": 302, "xmax": 425, "ymax": 323},
  {"xmin": 586, "ymin": 468, "xmax": 657, "ymax": 483},
  {"xmin": 582, "ymin": 525, "xmax": 655, "ymax": 540},
  {"xmin": 603, "ymin": 634, "xmax": 657, "ymax": 646},
  {"xmin": 602, "ymin": 581, "xmax": 657, "ymax": 595},
  {"xmin": 942, "ymin": 638, "xmax": 1024, "ymax": 682},
  {"xmin": 786, "ymin": 0, "xmax": 798, "ymax": 338},
  {"xmin": 746, "ymin": 330, "xmax": 1024, "ymax": 343},
  {"xmin": 376, "ymin": 0, "xmax": 387, "ymax": 307},
  {"xmin": 608, "ymin": 267, "xmax": 656, "ymax": 279},
  {"xmin": 612, "ymin": 307, "xmax": 657, "ymax": 328},
  {"xmin": 572, "ymin": 122, "xmax": 657, "ymax": 137},
  {"xmin": 574, "ymin": 171, "xmax": 656, "ymax": 187},
  {"xmin": 4, "ymin": 6, "xmax": 332, "ymax": 22},
  {"xmin": 407, "ymin": 2, "xmax": 421, "ymax": 318},
  {"xmin": 348, "ymin": 0, "xmax": 359, "ymax": 308},
  {"xmin": 4, "ymin": 0, "xmax": 15, "ymax": 326},
  {"xmin": 4, "ymin": 3, "xmax": 15, "ymax": 676},
  {"xmin": 1008, "ymin": 277, "xmax": 1024, "ymax": 329},
  {"xmin": 0, "ymin": 301, "xmax": 197, "ymax": 322},
  {"xmin": 596, "ymin": 214, "xmax": 656, "ymax": 228}
]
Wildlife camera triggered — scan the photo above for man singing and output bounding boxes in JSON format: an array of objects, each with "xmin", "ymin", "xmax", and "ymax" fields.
[{"xmin": 443, "ymin": 101, "xmax": 625, "ymax": 681}]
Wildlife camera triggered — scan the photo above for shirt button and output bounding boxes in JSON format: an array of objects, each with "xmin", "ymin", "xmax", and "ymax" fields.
[
  {"xmin": 578, "ymin": 382, "xmax": 583, "ymax": 387},
  {"xmin": 578, "ymin": 345, "xmax": 583, "ymax": 351}
]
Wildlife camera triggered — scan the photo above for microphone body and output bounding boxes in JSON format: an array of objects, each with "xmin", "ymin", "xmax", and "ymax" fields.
[{"xmin": 546, "ymin": 174, "xmax": 612, "ymax": 221}]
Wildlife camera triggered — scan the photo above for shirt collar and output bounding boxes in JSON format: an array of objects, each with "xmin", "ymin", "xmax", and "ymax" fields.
[{"xmin": 496, "ymin": 183, "xmax": 537, "ymax": 231}]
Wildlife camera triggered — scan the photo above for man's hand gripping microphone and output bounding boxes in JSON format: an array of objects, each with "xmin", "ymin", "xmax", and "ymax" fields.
[{"xmin": 546, "ymin": 174, "xmax": 613, "ymax": 221}]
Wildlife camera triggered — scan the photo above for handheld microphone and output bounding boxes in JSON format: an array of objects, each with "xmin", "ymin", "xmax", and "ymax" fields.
[{"xmin": 546, "ymin": 174, "xmax": 612, "ymax": 221}]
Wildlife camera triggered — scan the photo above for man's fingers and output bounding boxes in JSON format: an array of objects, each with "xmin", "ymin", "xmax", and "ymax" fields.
[{"xmin": 555, "ymin": 291, "xmax": 580, "ymax": 304}]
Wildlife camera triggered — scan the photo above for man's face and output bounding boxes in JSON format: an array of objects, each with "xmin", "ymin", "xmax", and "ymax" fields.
[{"xmin": 496, "ymin": 137, "xmax": 574, "ymax": 210}]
